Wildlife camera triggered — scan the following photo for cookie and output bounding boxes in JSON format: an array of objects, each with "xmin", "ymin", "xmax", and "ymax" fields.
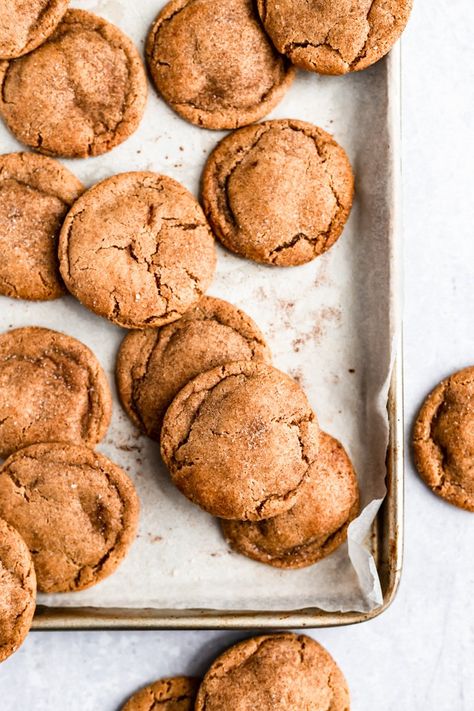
[
  {"xmin": 0, "ymin": 10, "xmax": 147, "ymax": 158},
  {"xmin": 0, "ymin": 443, "xmax": 140, "ymax": 593},
  {"xmin": 413, "ymin": 366, "xmax": 474, "ymax": 512},
  {"xmin": 256, "ymin": 0, "xmax": 413, "ymax": 75},
  {"xmin": 0, "ymin": 326, "xmax": 111, "ymax": 459},
  {"xmin": 146, "ymin": 0, "xmax": 294, "ymax": 130},
  {"xmin": 0, "ymin": 152, "xmax": 83, "ymax": 301},
  {"xmin": 0, "ymin": 0, "xmax": 69, "ymax": 59},
  {"xmin": 121, "ymin": 677, "xmax": 200, "ymax": 711},
  {"xmin": 195, "ymin": 633, "xmax": 350, "ymax": 710},
  {"xmin": 222, "ymin": 432, "xmax": 359, "ymax": 568},
  {"xmin": 202, "ymin": 119, "xmax": 354, "ymax": 266},
  {"xmin": 0, "ymin": 519, "xmax": 36, "ymax": 663},
  {"xmin": 59, "ymin": 172, "xmax": 216, "ymax": 329},
  {"xmin": 161, "ymin": 361, "xmax": 319, "ymax": 520},
  {"xmin": 116, "ymin": 296, "xmax": 271, "ymax": 440}
]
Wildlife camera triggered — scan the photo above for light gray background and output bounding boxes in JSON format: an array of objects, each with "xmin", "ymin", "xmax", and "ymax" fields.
[{"xmin": 1, "ymin": 1, "xmax": 473, "ymax": 708}]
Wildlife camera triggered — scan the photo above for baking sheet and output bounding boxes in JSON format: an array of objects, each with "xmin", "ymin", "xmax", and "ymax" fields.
[{"xmin": 0, "ymin": 0, "xmax": 398, "ymax": 614}]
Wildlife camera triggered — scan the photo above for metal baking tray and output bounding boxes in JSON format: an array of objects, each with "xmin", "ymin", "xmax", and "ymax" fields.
[
  {"xmin": 1, "ymin": 1, "xmax": 403, "ymax": 629},
  {"xmin": 31, "ymin": 45, "xmax": 403, "ymax": 630}
]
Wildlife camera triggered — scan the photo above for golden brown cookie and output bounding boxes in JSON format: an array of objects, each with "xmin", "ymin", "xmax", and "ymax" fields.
[
  {"xmin": 0, "ymin": 9, "xmax": 147, "ymax": 158},
  {"xmin": 0, "ymin": 519, "xmax": 36, "ymax": 663},
  {"xmin": 0, "ymin": 443, "xmax": 140, "ymax": 593},
  {"xmin": 116, "ymin": 296, "xmax": 271, "ymax": 440},
  {"xmin": 0, "ymin": 152, "xmax": 83, "ymax": 301},
  {"xmin": 202, "ymin": 119, "xmax": 354, "ymax": 266},
  {"xmin": 121, "ymin": 677, "xmax": 200, "ymax": 711},
  {"xmin": 0, "ymin": 0, "xmax": 69, "ymax": 59},
  {"xmin": 222, "ymin": 432, "xmax": 359, "ymax": 568},
  {"xmin": 0, "ymin": 326, "xmax": 111, "ymax": 459},
  {"xmin": 59, "ymin": 172, "xmax": 216, "ymax": 329},
  {"xmin": 195, "ymin": 633, "xmax": 350, "ymax": 710},
  {"xmin": 161, "ymin": 361, "xmax": 319, "ymax": 520},
  {"xmin": 256, "ymin": 0, "xmax": 413, "ymax": 74},
  {"xmin": 413, "ymin": 366, "xmax": 474, "ymax": 512},
  {"xmin": 145, "ymin": 0, "xmax": 295, "ymax": 130}
]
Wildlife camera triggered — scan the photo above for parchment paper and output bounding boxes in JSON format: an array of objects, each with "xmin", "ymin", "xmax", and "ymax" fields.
[{"xmin": 0, "ymin": 0, "xmax": 399, "ymax": 613}]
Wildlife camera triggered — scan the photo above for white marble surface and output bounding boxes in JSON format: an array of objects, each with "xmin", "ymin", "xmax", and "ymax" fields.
[{"xmin": 1, "ymin": 1, "xmax": 474, "ymax": 709}]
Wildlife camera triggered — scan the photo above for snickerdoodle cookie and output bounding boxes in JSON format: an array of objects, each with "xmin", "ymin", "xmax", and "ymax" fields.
[
  {"xmin": 0, "ymin": 152, "xmax": 83, "ymax": 300},
  {"xmin": 121, "ymin": 677, "xmax": 200, "ymax": 711},
  {"xmin": 0, "ymin": 327, "xmax": 111, "ymax": 458},
  {"xmin": 0, "ymin": 443, "xmax": 140, "ymax": 593},
  {"xmin": 146, "ymin": 0, "xmax": 294, "ymax": 130},
  {"xmin": 0, "ymin": 0, "xmax": 69, "ymax": 59},
  {"xmin": 195, "ymin": 633, "xmax": 350, "ymax": 710},
  {"xmin": 256, "ymin": 0, "xmax": 413, "ymax": 74},
  {"xmin": 59, "ymin": 172, "xmax": 216, "ymax": 329},
  {"xmin": 413, "ymin": 366, "xmax": 474, "ymax": 512},
  {"xmin": 222, "ymin": 432, "xmax": 359, "ymax": 568},
  {"xmin": 0, "ymin": 519, "xmax": 36, "ymax": 663},
  {"xmin": 0, "ymin": 10, "xmax": 147, "ymax": 157},
  {"xmin": 161, "ymin": 361, "xmax": 319, "ymax": 520},
  {"xmin": 116, "ymin": 296, "xmax": 271, "ymax": 440},
  {"xmin": 202, "ymin": 119, "xmax": 354, "ymax": 266}
]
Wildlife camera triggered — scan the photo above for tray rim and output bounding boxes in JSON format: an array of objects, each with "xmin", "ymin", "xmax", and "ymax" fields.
[{"xmin": 31, "ymin": 46, "xmax": 404, "ymax": 632}]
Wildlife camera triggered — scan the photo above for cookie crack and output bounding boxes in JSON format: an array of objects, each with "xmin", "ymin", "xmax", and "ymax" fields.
[
  {"xmin": 268, "ymin": 232, "xmax": 317, "ymax": 260},
  {"xmin": 283, "ymin": 1, "xmax": 380, "ymax": 68},
  {"xmin": 0, "ymin": 274, "xmax": 19, "ymax": 297},
  {"xmin": 80, "ymin": 209, "xmax": 204, "ymax": 322},
  {"xmin": 170, "ymin": 367, "xmax": 234, "ymax": 463},
  {"xmin": 148, "ymin": 693, "xmax": 193, "ymax": 709},
  {"xmin": 213, "ymin": 124, "xmax": 275, "ymax": 231},
  {"xmin": 255, "ymin": 469, "xmax": 308, "ymax": 517},
  {"xmin": 350, "ymin": 0, "xmax": 394, "ymax": 69},
  {"xmin": 286, "ymin": 38, "xmax": 348, "ymax": 67}
]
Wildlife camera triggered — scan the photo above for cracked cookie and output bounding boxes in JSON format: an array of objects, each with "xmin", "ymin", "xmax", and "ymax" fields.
[
  {"xmin": 0, "ymin": 518, "xmax": 36, "ymax": 663},
  {"xmin": 0, "ymin": 0, "xmax": 69, "ymax": 59},
  {"xmin": 0, "ymin": 152, "xmax": 83, "ymax": 301},
  {"xmin": 0, "ymin": 442, "xmax": 140, "ymax": 593},
  {"xmin": 413, "ymin": 366, "xmax": 474, "ymax": 512},
  {"xmin": 145, "ymin": 0, "xmax": 295, "ymax": 130},
  {"xmin": 202, "ymin": 119, "xmax": 354, "ymax": 266},
  {"xmin": 0, "ymin": 9, "xmax": 147, "ymax": 157},
  {"xmin": 161, "ymin": 361, "xmax": 319, "ymax": 520},
  {"xmin": 256, "ymin": 0, "xmax": 413, "ymax": 75},
  {"xmin": 222, "ymin": 432, "xmax": 359, "ymax": 568},
  {"xmin": 59, "ymin": 172, "xmax": 216, "ymax": 329},
  {"xmin": 116, "ymin": 296, "xmax": 271, "ymax": 440},
  {"xmin": 0, "ymin": 326, "xmax": 111, "ymax": 459},
  {"xmin": 195, "ymin": 633, "xmax": 350, "ymax": 710},
  {"xmin": 121, "ymin": 676, "xmax": 200, "ymax": 711}
]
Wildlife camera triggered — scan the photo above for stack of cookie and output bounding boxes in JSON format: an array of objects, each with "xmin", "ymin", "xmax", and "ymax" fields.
[
  {"xmin": 115, "ymin": 295, "xmax": 359, "ymax": 568},
  {"xmin": 119, "ymin": 633, "xmax": 350, "ymax": 710}
]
